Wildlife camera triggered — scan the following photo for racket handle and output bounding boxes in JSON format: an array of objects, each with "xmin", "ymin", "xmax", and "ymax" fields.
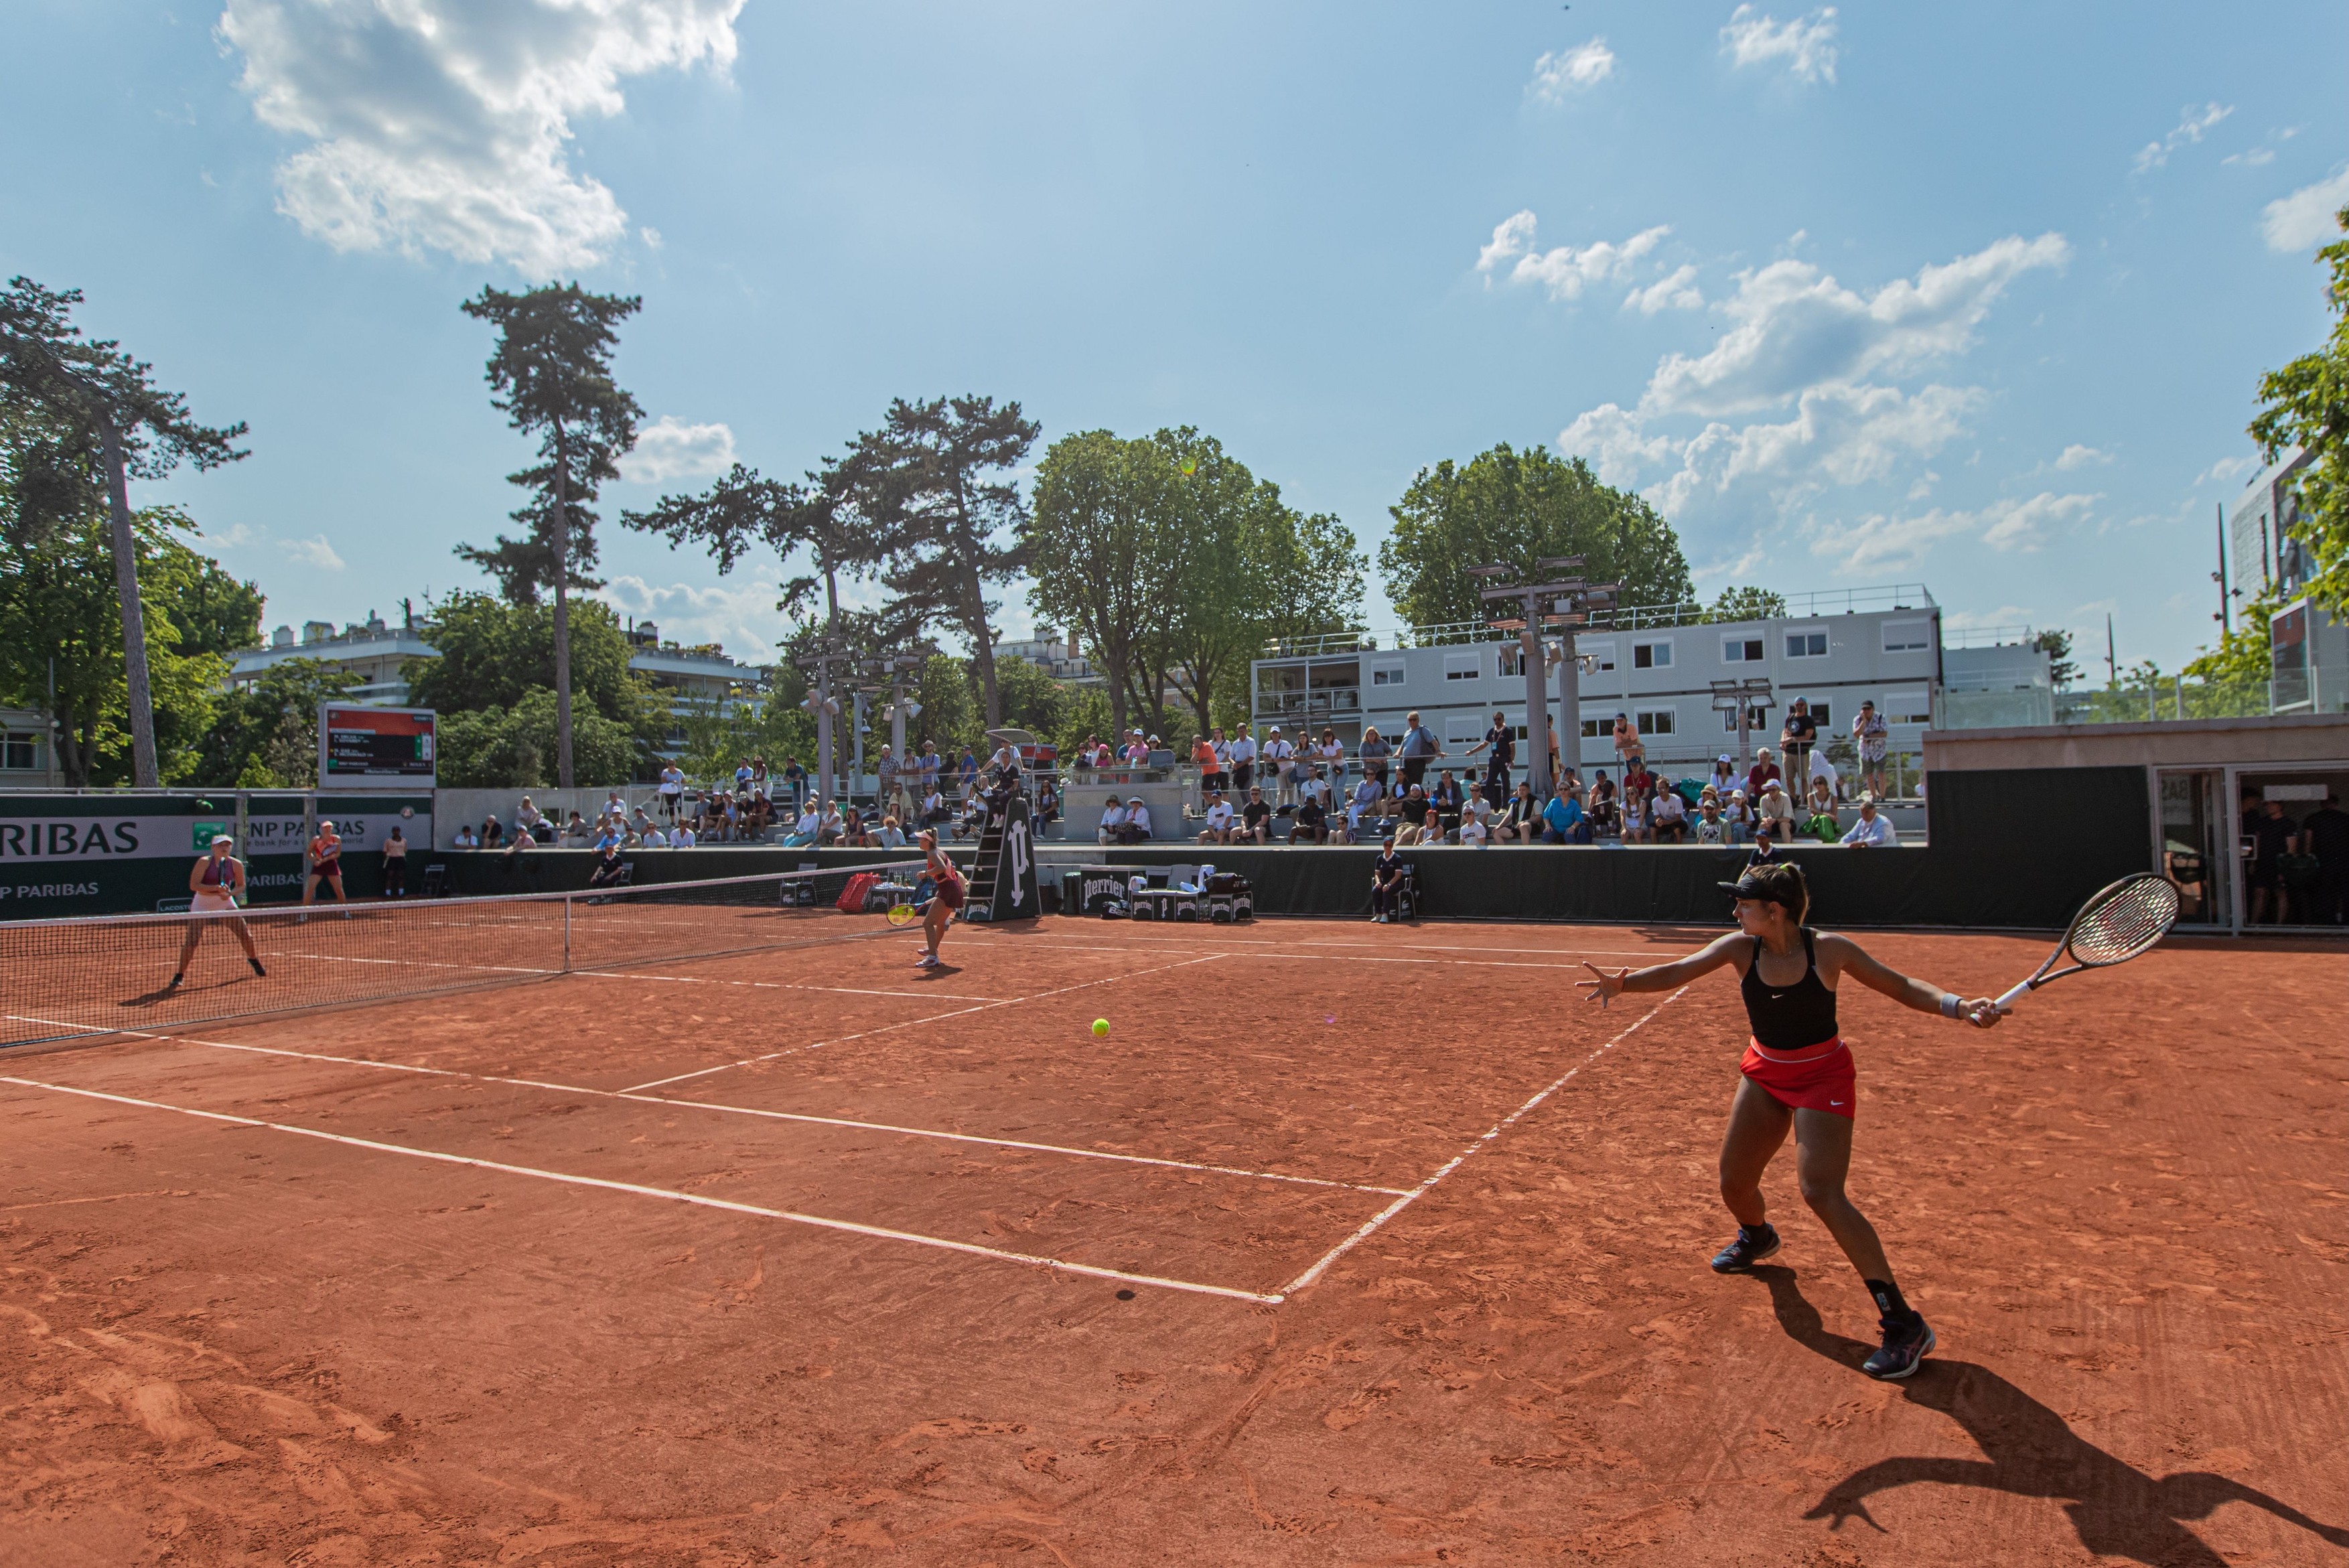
[{"xmin": 1992, "ymin": 979, "xmax": 2033, "ymax": 1011}]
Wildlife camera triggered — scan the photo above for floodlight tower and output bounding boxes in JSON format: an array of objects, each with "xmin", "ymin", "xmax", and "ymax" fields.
[
  {"xmin": 1472, "ymin": 559, "xmax": 1619, "ymax": 797},
  {"xmin": 794, "ymin": 632, "xmax": 850, "ymax": 806},
  {"xmin": 1711, "ymin": 678, "xmax": 1774, "ymax": 770}
]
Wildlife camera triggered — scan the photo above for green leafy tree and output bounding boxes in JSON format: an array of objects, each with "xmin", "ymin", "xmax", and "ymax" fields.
[
  {"xmin": 0, "ymin": 508, "xmax": 232, "ymax": 784},
  {"xmin": 0, "ymin": 276, "xmax": 248, "ymax": 784},
  {"xmin": 1707, "ymin": 585, "xmax": 1788, "ymax": 623},
  {"xmin": 1025, "ymin": 429, "xmax": 1175, "ymax": 740},
  {"xmin": 457, "ymin": 283, "xmax": 644, "ymax": 788},
  {"xmin": 2183, "ymin": 593, "xmax": 2277, "ymax": 687},
  {"xmin": 405, "ymin": 591, "xmax": 650, "ymax": 729},
  {"xmin": 836, "ymin": 396, "xmax": 1040, "ymax": 726},
  {"xmin": 1379, "ymin": 444, "xmax": 1692, "ymax": 630},
  {"xmin": 911, "ymin": 651, "xmax": 979, "ymax": 759},
  {"xmin": 194, "ymin": 656, "xmax": 362, "ymax": 787},
  {"xmin": 2249, "ymin": 204, "xmax": 2349, "ymax": 617},
  {"xmin": 2032, "ymin": 628, "xmax": 2081, "ymax": 689},
  {"xmin": 436, "ymin": 687, "xmax": 639, "ymax": 788},
  {"xmin": 1048, "ymin": 684, "xmax": 1119, "ymax": 765},
  {"xmin": 982, "ymin": 652, "xmax": 1066, "ymax": 741}
]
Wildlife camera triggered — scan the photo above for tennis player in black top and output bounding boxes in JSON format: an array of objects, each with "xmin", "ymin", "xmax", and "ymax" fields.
[{"xmin": 1577, "ymin": 863, "xmax": 2002, "ymax": 1379}]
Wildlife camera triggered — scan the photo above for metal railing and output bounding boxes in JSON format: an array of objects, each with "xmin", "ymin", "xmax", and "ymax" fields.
[
  {"xmin": 1941, "ymin": 624, "xmax": 2034, "ymax": 649},
  {"xmin": 1780, "ymin": 585, "xmax": 1934, "ymax": 618}
]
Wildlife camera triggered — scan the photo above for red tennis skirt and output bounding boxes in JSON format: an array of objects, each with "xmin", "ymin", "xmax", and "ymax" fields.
[
  {"xmin": 932, "ymin": 873, "xmax": 965, "ymax": 912},
  {"xmin": 1740, "ymin": 1036, "xmax": 1856, "ymax": 1119}
]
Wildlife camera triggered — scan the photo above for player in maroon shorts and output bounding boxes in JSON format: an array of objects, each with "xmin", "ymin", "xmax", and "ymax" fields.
[
  {"xmin": 914, "ymin": 829, "xmax": 965, "ymax": 969},
  {"xmin": 1577, "ymin": 862, "xmax": 2003, "ymax": 1379}
]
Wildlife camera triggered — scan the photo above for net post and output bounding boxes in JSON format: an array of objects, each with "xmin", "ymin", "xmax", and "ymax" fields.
[{"xmin": 563, "ymin": 893, "xmax": 573, "ymax": 973}]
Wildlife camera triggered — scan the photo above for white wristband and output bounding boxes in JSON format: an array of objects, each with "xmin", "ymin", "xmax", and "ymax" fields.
[{"xmin": 1940, "ymin": 993, "xmax": 1961, "ymax": 1019}]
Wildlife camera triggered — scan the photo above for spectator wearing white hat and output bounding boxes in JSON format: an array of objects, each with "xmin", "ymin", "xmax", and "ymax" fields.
[
  {"xmin": 1840, "ymin": 794, "xmax": 1898, "ymax": 847},
  {"xmin": 1122, "ymin": 795, "xmax": 1153, "ymax": 844},
  {"xmin": 1709, "ymin": 754, "xmax": 1738, "ymax": 796},
  {"xmin": 1756, "ymin": 777, "xmax": 1798, "ymax": 843}
]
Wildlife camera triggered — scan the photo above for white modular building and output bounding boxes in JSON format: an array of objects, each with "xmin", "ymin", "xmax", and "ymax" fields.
[{"xmin": 1253, "ymin": 585, "xmax": 1964, "ymax": 774}]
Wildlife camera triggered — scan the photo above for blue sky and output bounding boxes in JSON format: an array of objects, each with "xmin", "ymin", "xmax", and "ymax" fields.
[{"xmin": 6, "ymin": 1, "xmax": 2346, "ymax": 674}]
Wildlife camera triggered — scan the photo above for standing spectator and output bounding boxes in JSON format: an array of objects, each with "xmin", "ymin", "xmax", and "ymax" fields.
[
  {"xmin": 957, "ymin": 748, "xmax": 979, "ymax": 796},
  {"xmin": 1262, "ymin": 727, "xmax": 1296, "ymax": 806},
  {"xmin": 1779, "ymin": 699, "xmax": 1819, "ymax": 788},
  {"xmin": 1240, "ymin": 785, "xmax": 1274, "ymax": 844},
  {"xmin": 1371, "ymin": 836, "xmax": 1406, "ymax": 922},
  {"xmin": 1096, "ymin": 796, "xmax": 1129, "ymax": 845},
  {"xmin": 380, "ymin": 825, "xmax": 409, "ymax": 898},
  {"xmin": 1204, "ymin": 727, "xmax": 1230, "ymax": 795},
  {"xmin": 1198, "ymin": 790, "xmax": 1236, "ymax": 844},
  {"xmin": 1397, "ymin": 710, "xmax": 1440, "ymax": 791},
  {"xmin": 1652, "ymin": 783, "xmax": 1689, "ymax": 845},
  {"xmin": 659, "ymin": 761, "xmax": 685, "ymax": 821},
  {"xmin": 1123, "ymin": 795, "xmax": 1153, "ymax": 844},
  {"xmin": 2248, "ymin": 795, "xmax": 2297, "ymax": 924},
  {"xmin": 1358, "ymin": 725, "xmax": 1392, "ymax": 793},
  {"xmin": 1745, "ymin": 746, "xmax": 1783, "ymax": 804},
  {"xmin": 1756, "ymin": 778, "xmax": 1798, "ymax": 843},
  {"xmin": 781, "ymin": 755, "xmax": 807, "ymax": 813},
  {"xmin": 918, "ymin": 743, "xmax": 942, "ymax": 802},
  {"xmin": 1467, "ymin": 710, "xmax": 1514, "ymax": 808},
  {"xmin": 1849, "ymin": 701, "xmax": 1890, "ymax": 800},
  {"xmin": 1192, "ymin": 732, "xmax": 1220, "ymax": 810},
  {"xmin": 877, "ymin": 745, "xmax": 902, "ymax": 817},
  {"xmin": 2299, "ymin": 790, "xmax": 2349, "ymax": 924},
  {"xmin": 1612, "ymin": 713, "xmax": 1644, "ymax": 770},
  {"xmin": 1227, "ymin": 725, "xmax": 1259, "ymax": 796},
  {"xmin": 1840, "ymin": 795, "xmax": 1898, "ymax": 847},
  {"xmin": 1314, "ymin": 728, "xmax": 1346, "ymax": 787}
]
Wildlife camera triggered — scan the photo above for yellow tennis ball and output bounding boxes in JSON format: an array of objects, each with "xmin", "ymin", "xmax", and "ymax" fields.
[{"xmin": 1092, "ymin": 1018, "xmax": 1110, "ymax": 1038}]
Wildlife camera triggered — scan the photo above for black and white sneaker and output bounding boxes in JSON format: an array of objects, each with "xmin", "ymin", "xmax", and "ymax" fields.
[
  {"xmin": 1862, "ymin": 1313, "xmax": 1936, "ymax": 1380},
  {"xmin": 1709, "ymin": 1224, "xmax": 1780, "ymax": 1273}
]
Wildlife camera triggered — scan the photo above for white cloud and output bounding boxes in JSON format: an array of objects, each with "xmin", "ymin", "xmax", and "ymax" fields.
[
  {"xmin": 622, "ymin": 415, "xmax": 737, "ymax": 484},
  {"xmin": 1529, "ymin": 38, "xmax": 1615, "ymax": 102},
  {"xmin": 2199, "ymin": 453, "xmax": 2259, "ymax": 486},
  {"xmin": 202, "ymin": 521, "xmax": 257, "ymax": 547},
  {"xmin": 2262, "ymin": 165, "xmax": 2349, "ymax": 251},
  {"xmin": 1808, "ymin": 492, "xmax": 2098, "ymax": 572},
  {"xmin": 278, "ymin": 533, "xmax": 346, "ymax": 571},
  {"xmin": 1719, "ymin": 5, "xmax": 1839, "ymax": 86},
  {"xmin": 2054, "ymin": 443, "xmax": 2111, "ymax": 471},
  {"xmin": 640, "ymin": 225, "xmax": 664, "ymax": 249},
  {"xmin": 2132, "ymin": 102, "xmax": 2234, "ymax": 174},
  {"xmin": 219, "ymin": 0, "xmax": 743, "ymax": 274},
  {"xmin": 594, "ymin": 575, "xmax": 788, "ymax": 661},
  {"xmin": 1476, "ymin": 212, "xmax": 1670, "ymax": 301},
  {"xmin": 1640, "ymin": 233, "xmax": 2068, "ymax": 418},
  {"xmin": 1624, "ymin": 265, "xmax": 1705, "ymax": 315},
  {"xmin": 2222, "ymin": 147, "xmax": 2275, "ymax": 168}
]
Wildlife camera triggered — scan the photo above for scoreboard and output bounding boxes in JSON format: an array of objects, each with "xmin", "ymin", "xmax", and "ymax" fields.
[{"xmin": 319, "ymin": 705, "xmax": 436, "ymax": 785}]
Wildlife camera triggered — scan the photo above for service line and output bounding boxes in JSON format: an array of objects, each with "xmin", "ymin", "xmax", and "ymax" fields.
[
  {"xmin": 0, "ymin": 1075, "xmax": 1283, "ymax": 1306},
  {"xmin": 1278, "ymin": 985, "xmax": 1690, "ymax": 1296}
]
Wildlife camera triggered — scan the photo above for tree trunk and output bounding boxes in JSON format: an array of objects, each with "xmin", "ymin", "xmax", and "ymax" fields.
[
  {"xmin": 99, "ymin": 420, "xmax": 161, "ymax": 788},
  {"xmin": 551, "ymin": 421, "xmax": 576, "ymax": 789}
]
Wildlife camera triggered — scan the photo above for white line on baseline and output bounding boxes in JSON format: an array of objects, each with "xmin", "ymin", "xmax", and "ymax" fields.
[
  {"xmin": 1277, "ymin": 984, "xmax": 1691, "ymax": 1297},
  {"xmin": 622, "ymin": 952, "xmax": 1226, "ymax": 1094},
  {"xmin": 0, "ymin": 1076, "xmax": 1280, "ymax": 1305},
  {"xmin": 115, "ymin": 1031, "xmax": 1407, "ymax": 1196}
]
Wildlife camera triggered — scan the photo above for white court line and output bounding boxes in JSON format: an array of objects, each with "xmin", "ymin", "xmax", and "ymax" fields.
[
  {"xmin": 1278, "ymin": 985, "xmax": 1690, "ymax": 1296},
  {"xmin": 955, "ymin": 934, "xmax": 1699, "ymax": 969},
  {"xmin": 622, "ymin": 952, "xmax": 1226, "ymax": 1094},
  {"xmin": 0, "ymin": 1075, "xmax": 1279, "ymax": 1305},
  {"xmin": 116, "ymin": 1031, "xmax": 1405, "ymax": 1197}
]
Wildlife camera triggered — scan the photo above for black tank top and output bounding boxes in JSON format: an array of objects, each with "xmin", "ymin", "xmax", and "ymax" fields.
[{"xmin": 1740, "ymin": 929, "xmax": 1839, "ymax": 1051}]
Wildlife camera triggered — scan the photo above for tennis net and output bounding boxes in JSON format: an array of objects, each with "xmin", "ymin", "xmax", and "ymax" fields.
[{"xmin": 0, "ymin": 862, "xmax": 926, "ymax": 1049}]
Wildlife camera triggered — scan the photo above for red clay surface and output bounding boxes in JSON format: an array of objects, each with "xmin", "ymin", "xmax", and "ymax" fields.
[{"xmin": 2, "ymin": 914, "xmax": 2343, "ymax": 1566}]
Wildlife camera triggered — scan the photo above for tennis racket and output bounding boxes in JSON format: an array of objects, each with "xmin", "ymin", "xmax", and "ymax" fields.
[
  {"xmin": 1993, "ymin": 872, "xmax": 2179, "ymax": 1012},
  {"xmin": 886, "ymin": 902, "xmax": 928, "ymax": 927}
]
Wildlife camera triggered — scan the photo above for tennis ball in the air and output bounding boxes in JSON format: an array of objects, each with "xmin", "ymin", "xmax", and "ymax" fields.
[{"xmin": 1092, "ymin": 1018, "xmax": 1110, "ymax": 1038}]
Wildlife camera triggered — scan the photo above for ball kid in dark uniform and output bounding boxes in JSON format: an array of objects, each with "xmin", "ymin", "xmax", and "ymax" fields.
[{"xmin": 1577, "ymin": 863, "xmax": 2001, "ymax": 1380}]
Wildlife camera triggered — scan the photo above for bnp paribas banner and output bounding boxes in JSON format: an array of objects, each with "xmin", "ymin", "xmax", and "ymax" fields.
[{"xmin": 0, "ymin": 794, "xmax": 431, "ymax": 919}]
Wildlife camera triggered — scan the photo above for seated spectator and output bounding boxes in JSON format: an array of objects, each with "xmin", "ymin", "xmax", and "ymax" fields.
[
  {"xmin": 784, "ymin": 802, "xmax": 823, "ymax": 848},
  {"xmin": 1588, "ymin": 771, "xmax": 1619, "ymax": 836},
  {"xmin": 1199, "ymin": 790, "xmax": 1235, "ymax": 844},
  {"xmin": 1400, "ymin": 783, "xmax": 1431, "ymax": 823},
  {"xmin": 918, "ymin": 787, "xmax": 949, "ymax": 828},
  {"xmin": 671, "ymin": 820, "xmax": 697, "ymax": 847},
  {"xmin": 1498, "ymin": 782, "xmax": 1542, "ymax": 845},
  {"xmin": 1346, "ymin": 776, "xmax": 1384, "ymax": 842},
  {"xmin": 1393, "ymin": 814, "xmax": 1425, "ymax": 848},
  {"xmin": 1240, "ymin": 787, "xmax": 1273, "ymax": 845},
  {"xmin": 586, "ymin": 843, "xmax": 628, "ymax": 890},
  {"xmin": 1652, "ymin": 784, "xmax": 1689, "ymax": 845},
  {"xmin": 1456, "ymin": 809, "xmax": 1488, "ymax": 848},
  {"xmin": 1624, "ymin": 756, "xmax": 1655, "ymax": 800},
  {"xmin": 1431, "ymin": 770, "xmax": 1465, "ymax": 816},
  {"xmin": 1370, "ymin": 834, "xmax": 1406, "ymax": 922},
  {"xmin": 1840, "ymin": 795, "xmax": 1898, "ymax": 847},
  {"xmin": 1755, "ymin": 778, "xmax": 1798, "ymax": 843},
  {"xmin": 453, "ymin": 823, "xmax": 481, "ymax": 849},
  {"xmin": 1746, "ymin": 747, "xmax": 1783, "ymax": 804},
  {"xmin": 1620, "ymin": 788, "xmax": 1651, "ymax": 845},
  {"xmin": 1725, "ymin": 788, "xmax": 1752, "ymax": 845},
  {"xmin": 515, "ymin": 796, "xmax": 545, "ymax": 837},
  {"xmin": 875, "ymin": 814, "xmax": 907, "ymax": 849},
  {"xmin": 563, "ymin": 810, "xmax": 592, "ymax": 843},
  {"xmin": 1693, "ymin": 798, "xmax": 1727, "ymax": 845},
  {"xmin": 481, "ymin": 814, "xmax": 505, "ymax": 849},
  {"xmin": 499, "ymin": 820, "xmax": 536, "ymax": 863},
  {"xmin": 1303, "ymin": 765, "xmax": 1332, "ymax": 812},
  {"xmin": 840, "ymin": 808, "xmax": 875, "ymax": 849},
  {"xmin": 1034, "ymin": 777, "xmax": 1059, "ymax": 825},
  {"xmin": 1542, "ymin": 786, "xmax": 1589, "ymax": 845},
  {"xmin": 1096, "ymin": 797, "xmax": 1129, "ymax": 845},
  {"xmin": 603, "ymin": 789, "xmax": 628, "ymax": 823},
  {"xmin": 816, "ymin": 800, "xmax": 846, "ymax": 846},
  {"xmin": 1121, "ymin": 796, "xmax": 1153, "ymax": 845},
  {"xmin": 1291, "ymin": 794, "xmax": 1330, "ymax": 844},
  {"xmin": 1709, "ymin": 754, "xmax": 1738, "ymax": 796}
]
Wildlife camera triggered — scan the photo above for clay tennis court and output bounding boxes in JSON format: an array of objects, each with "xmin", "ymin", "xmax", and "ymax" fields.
[{"xmin": 3, "ymin": 911, "xmax": 2344, "ymax": 1566}]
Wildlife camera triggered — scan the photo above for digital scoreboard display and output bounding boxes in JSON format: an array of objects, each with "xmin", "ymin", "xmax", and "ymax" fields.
[{"xmin": 319, "ymin": 705, "xmax": 436, "ymax": 783}]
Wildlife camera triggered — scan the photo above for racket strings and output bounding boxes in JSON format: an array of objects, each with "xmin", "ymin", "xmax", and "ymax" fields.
[{"xmin": 2067, "ymin": 877, "xmax": 2179, "ymax": 965}]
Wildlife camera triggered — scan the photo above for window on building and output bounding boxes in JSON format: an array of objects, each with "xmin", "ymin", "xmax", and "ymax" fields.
[
  {"xmin": 1632, "ymin": 639, "xmax": 1672, "ymax": 669},
  {"xmin": 1882, "ymin": 620, "xmax": 1932, "ymax": 653},
  {"xmin": 1721, "ymin": 705, "xmax": 1770, "ymax": 733},
  {"xmin": 1786, "ymin": 629, "xmax": 1828, "ymax": 658},
  {"xmin": 1636, "ymin": 709, "xmax": 1677, "ymax": 736},
  {"xmin": 1371, "ymin": 664, "xmax": 1406, "ymax": 686},
  {"xmin": 1444, "ymin": 653, "xmax": 1482, "ymax": 681},
  {"xmin": 1444, "ymin": 715, "xmax": 1484, "ymax": 745},
  {"xmin": 1582, "ymin": 640, "xmax": 1617, "ymax": 672},
  {"xmin": 1722, "ymin": 636, "xmax": 1764, "ymax": 662},
  {"xmin": 1808, "ymin": 703, "xmax": 1831, "ymax": 727},
  {"xmin": 1882, "ymin": 689, "xmax": 1932, "ymax": 724},
  {"xmin": 3, "ymin": 733, "xmax": 33, "ymax": 771},
  {"xmin": 1581, "ymin": 718, "xmax": 1606, "ymax": 739}
]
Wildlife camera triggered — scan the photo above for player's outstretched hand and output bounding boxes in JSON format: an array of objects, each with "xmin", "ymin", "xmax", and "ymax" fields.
[
  {"xmin": 1577, "ymin": 961, "xmax": 1627, "ymax": 1010},
  {"xmin": 1962, "ymin": 997, "xmax": 2003, "ymax": 1027}
]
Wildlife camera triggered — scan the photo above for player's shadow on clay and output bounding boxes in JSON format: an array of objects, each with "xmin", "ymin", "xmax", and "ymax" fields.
[{"xmin": 1754, "ymin": 1267, "xmax": 2348, "ymax": 1567}]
